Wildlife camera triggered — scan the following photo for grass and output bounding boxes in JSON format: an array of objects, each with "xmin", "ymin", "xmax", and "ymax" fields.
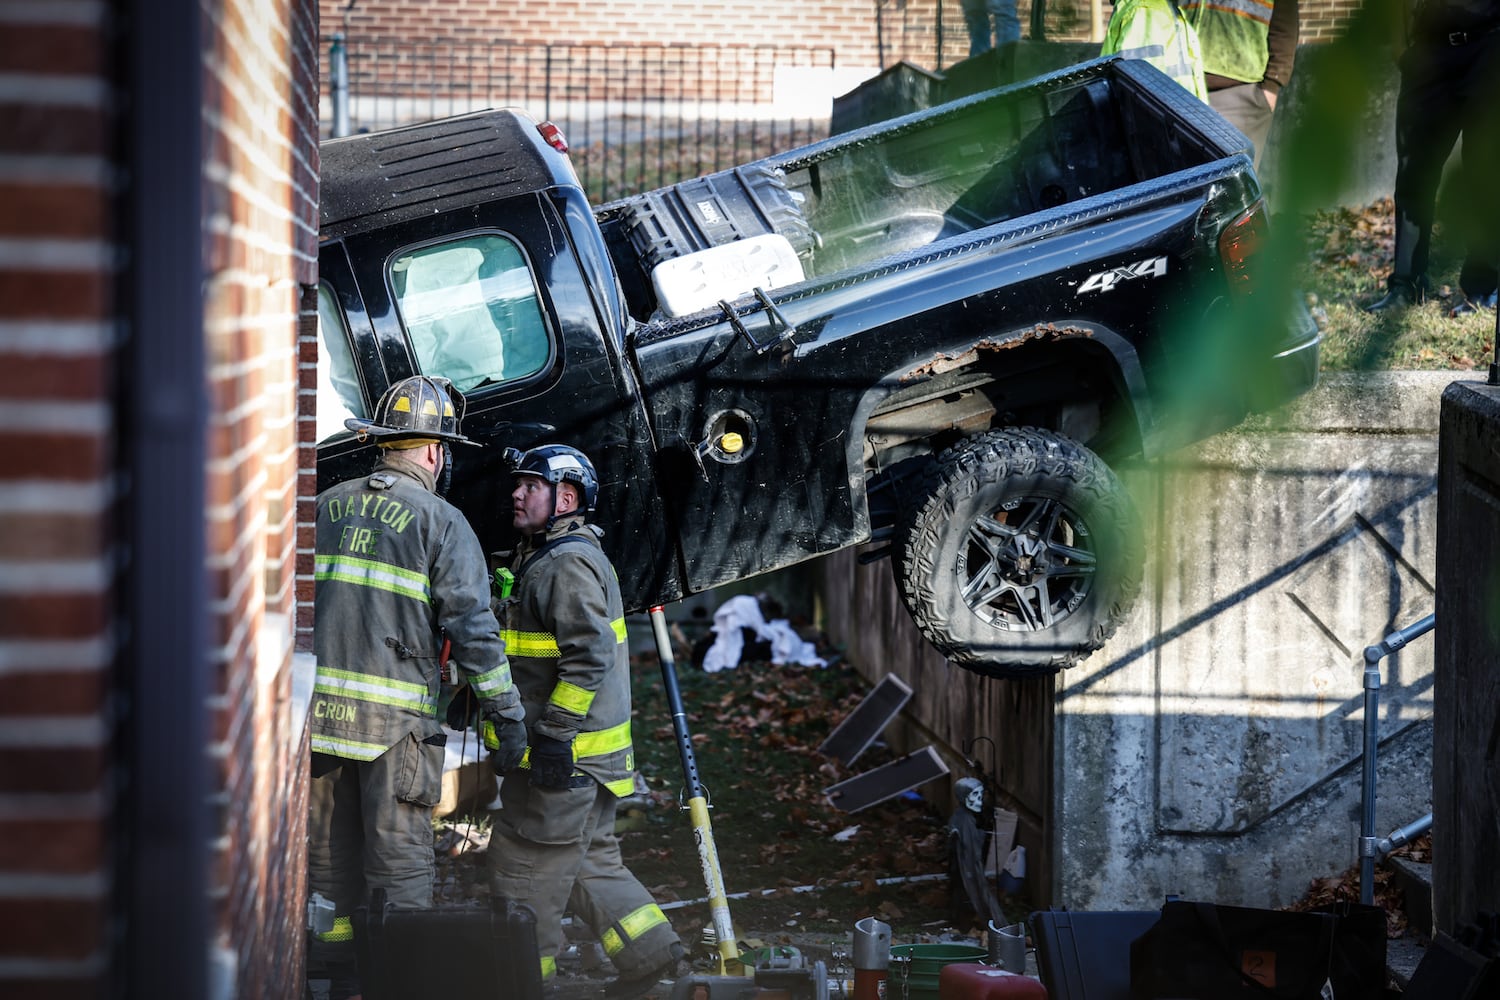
[{"xmin": 1288, "ymin": 197, "xmax": 1498, "ymax": 372}]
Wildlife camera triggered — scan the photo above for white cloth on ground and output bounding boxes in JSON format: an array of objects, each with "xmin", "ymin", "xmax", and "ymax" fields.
[{"xmin": 700, "ymin": 593, "xmax": 827, "ymax": 672}]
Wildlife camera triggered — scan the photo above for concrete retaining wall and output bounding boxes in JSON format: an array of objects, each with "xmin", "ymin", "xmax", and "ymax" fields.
[{"xmin": 818, "ymin": 371, "xmax": 1461, "ymax": 910}]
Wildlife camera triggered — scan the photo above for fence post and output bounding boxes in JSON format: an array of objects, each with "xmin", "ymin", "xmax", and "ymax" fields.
[{"xmin": 331, "ymin": 32, "xmax": 351, "ymax": 137}]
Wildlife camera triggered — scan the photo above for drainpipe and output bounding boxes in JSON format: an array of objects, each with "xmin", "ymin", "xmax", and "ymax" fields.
[
  {"xmin": 122, "ymin": 0, "xmax": 209, "ymax": 994},
  {"xmin": 330, "ymin": 33, "xmax": 351, "ymax": 137}
]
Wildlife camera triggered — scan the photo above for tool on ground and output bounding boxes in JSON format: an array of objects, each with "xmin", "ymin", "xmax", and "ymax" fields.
[
  {"xmin": 851, "ymin": 917, "xmax": 891, "ymax": 1000},
  {"xmin": 649, "ymin": 604, "xmax": 740, "ymax": 975}
]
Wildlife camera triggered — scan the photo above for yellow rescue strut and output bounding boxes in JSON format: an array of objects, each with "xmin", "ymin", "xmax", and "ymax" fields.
[{"xmin": 648, "ymin": 605, "xmax": 740, "ymax": 975}]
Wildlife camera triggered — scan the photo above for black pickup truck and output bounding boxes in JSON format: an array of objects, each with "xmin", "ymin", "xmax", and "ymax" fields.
[{"xmin": 315, "ymin": 57, "xmax": 1319, "ymax": 678}]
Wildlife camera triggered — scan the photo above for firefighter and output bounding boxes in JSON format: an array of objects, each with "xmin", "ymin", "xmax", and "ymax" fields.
[
  {"xmin": 307, "ymin": 375, "xmax": 526, "ymax": 1000},
  {"xmin": 487, "ymin": 443, "xmax": 687, "ymax": 1000}
]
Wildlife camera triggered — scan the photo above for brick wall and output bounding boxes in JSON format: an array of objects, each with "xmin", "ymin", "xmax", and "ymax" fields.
[
  {"xmin": 317, "ymin": 0, "xmax": 1366, "ymax": 64},
  {"xmin": 0, "ymin": 0, "xmax": 319, "ymax": 994},
  {"xmin": 202, "ymin": 0, "xmax": 320, "ymax": 993},
  {"xmin": 0, "ymin": 0, "xmax": 117, "ymax": 993}
]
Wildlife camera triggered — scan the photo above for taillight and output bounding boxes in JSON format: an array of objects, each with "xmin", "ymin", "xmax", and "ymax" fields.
[
  {"xmin": 1217, "ymin": 200, "xmax": 1268, "ymax": 297},
  {"xmin": 537, "ymin": 121, "xmax": 569, "ymax": 154}
]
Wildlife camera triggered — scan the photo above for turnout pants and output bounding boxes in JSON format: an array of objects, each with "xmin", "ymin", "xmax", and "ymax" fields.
[
  {"xmin": 307, "ymin": 733, "xmax": 445, "ymax": 995},
  {"xmin": 488, "ymin": 777, "xmax": 679, "ymax": 981}
]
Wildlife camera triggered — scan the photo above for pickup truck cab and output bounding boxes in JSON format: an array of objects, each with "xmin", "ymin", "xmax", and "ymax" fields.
[{"xmin": 315, "ymin": 57, "xmax": 1319, "ymax": 677}]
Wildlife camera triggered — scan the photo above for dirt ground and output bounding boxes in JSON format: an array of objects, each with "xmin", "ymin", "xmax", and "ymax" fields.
[
  {"xmin": 426, "ymin": 634, "xmax": 1426, "ymax": 998},
  {"xmin": 429, "ymin": 645, "xmax": 1032, "ymax": 995}
]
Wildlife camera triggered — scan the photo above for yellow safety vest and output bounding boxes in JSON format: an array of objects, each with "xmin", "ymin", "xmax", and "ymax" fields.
[
  {"xmin": 1180, "ymin": 0, "xmax": 1273, "ymax": 85},
  {"xmin": 1102, "ymin": 0, "xmax": 1210, "ymax": 102}
]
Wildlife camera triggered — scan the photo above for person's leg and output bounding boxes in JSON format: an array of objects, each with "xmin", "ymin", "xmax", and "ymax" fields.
[
  {"xmin": 363, "ymin": 731, "xmax": 443, "ymax": 910},
  {"xmin": 1206, "ymin": 83, "xmax": 1274, "ymax": 168},
  {"xmin": 487, "ymin": 777, "xmax": 598, "ymax": 982},
  {"xmin": 568, "ymin": 790, "xmax": 683, "ymax": 989},
  {"xmin": 1452, "ymin": 33, "xmax": 1500, "ymax": 311},
  {"xmin": 961, "ymin": 0, "xmax": 992, "ymax": 57},
  {"xmin": 988, "ymin": 0, "xmax": 1021, "ymax": 48},
  {"xmin": 1389, "ymin": 42, "xmax": 1463, "ymax": 290},
  {"xmin": 307, "ymin": 755, "xmax": 364, "ymax": 1000}
]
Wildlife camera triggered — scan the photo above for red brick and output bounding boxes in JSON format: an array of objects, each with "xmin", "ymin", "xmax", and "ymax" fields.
[
  {"xmin": 0, "ymin": 747, "xmax": 105, "ymax": 795},
  {"xmin": 0, "ymin": 899, "xmax": 103, "ymax": 959},
  {"xmin": 0, "ymin": 105, "xmax": 108, "ymax": 157},
  {"xmin": 0, "ymin": 512, "xmax": 107, "ymax": 560},
  {"xmin": 0, "ymin": 818, "xmax": 106, "ymax": 874},
  {"xmin": 0, "ymin": 272, "xmax": 109, "ymax": 321},
  {"xmin": 0, "ymin": 592, "xmax": 108, "ymax": 639},
  {"xmin": 0, "ymin": 183, "xmax": 108, "ymax": 239},
  {"xmin": 0, "ymin": 672, "xmax": 107, "ymax": 717},
  {"xmin": 0, "ymin": 353, "xmax": 108, "ymax": 400},
  {"xmin": 0, "ymin": 24, "xmax": 105, "ymax": 76},
  {"xmin": 0, "ymin": 977, "xmax": 100, "ymax": 1000}
]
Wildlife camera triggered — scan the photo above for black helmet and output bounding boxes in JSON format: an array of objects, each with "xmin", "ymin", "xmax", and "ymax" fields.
[
  {"xmin": 508, "ymin": 443, "xmax": 599, "ymax": 515},
  {"xmin": 345, "ymin": 375, "xmax": 473, "ymax": 446}
]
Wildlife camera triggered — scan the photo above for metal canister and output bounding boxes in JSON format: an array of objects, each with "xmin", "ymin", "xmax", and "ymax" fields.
[
  {"xmin": 986, "ymin": 919, "xmax": 1027, "ymax": 973},
  {"xmin": 851, "ymin": 916, "xmax": 891, "ymax": 1000}
]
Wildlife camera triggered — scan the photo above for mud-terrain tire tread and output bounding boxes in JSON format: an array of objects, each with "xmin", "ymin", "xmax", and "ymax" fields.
[{"xmin": 893, "ymin": 427, "xmax": 1143, "ymax": 678}]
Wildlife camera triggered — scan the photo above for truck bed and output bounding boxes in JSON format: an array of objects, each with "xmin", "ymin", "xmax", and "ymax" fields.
[{"xmin": 598, "ymin": 57, "xmax": 1246, "ymax": 323}]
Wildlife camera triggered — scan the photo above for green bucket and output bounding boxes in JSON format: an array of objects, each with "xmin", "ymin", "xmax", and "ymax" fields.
[{"xmin": 888, "ymin": 943, "xmax": 987, "ymax": 1000}]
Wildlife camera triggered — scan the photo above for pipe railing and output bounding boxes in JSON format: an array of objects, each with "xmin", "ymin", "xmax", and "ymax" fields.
[{"xmin": 1359, "ymin": 612, "xmax": 1435, "ymax": 904}]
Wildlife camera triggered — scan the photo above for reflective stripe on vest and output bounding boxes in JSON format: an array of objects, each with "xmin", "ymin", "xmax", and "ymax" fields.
[
  {"xmin": 1116, "ymin": 42, "xmax": 1166, "ymax": 60},
  {"xmin": 499, "ymin": 628, "xmax": 559, "ymax": 658},
  {"xmin": 471, "ymin": 661, "xmax": 515, "ymax": 699},
  {"xmin": 315, "ymin": 665, "xmax": 437, "ymax": 715},
  {"xmin": 315, "ymin": 554, "xmax": 431, "ymax": 604},
  {"xmin": 1188, "ymin": 0, "xmax": 1270, "ymax": 25},
  {"xmin": 311, "ymin": 732, "xmax": 390, "ymax": 761},
  {"xmin": 604, "ymin": 776, "xmax": 637, "ymax": 797},
  {"xmin": 601, "ymin": 903, "xmax": 670, "ymax": 957},
  {"xmin": 549, "ymin": 679, "xmax": 595, "ymax": 715},
  {"xmin": 519, "ymin": 720, "xmax": 633, "ymax": 767},
  {"xmin": 500, "ymin": 617, "xmax": 628, "ymax": 659},
  {"xmin": 315, "ymin": 915, "xmax": 354, "ymax": 943},
  {"xmin": 574, "ymin": 720, "xmax": 632, "ymax": 759}
]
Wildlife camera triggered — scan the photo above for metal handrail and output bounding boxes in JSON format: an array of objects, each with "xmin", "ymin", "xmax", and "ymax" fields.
[{"xmin": 1359, "ymin": 613, "xmax": 1435, "ymax": 904}]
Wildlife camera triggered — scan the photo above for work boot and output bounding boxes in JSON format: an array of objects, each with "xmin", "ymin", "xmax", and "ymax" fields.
[
  {"xmin": 1449, "ymin": 290, "xmax": 1498, "ymax": 318},
  {"xmin": 603, "ymin": 943, "xmax": 690, "ymax": 1000},
  {"xmin": 1363, "ymin": 277, "xmax": 1425, "ymax": 313}
]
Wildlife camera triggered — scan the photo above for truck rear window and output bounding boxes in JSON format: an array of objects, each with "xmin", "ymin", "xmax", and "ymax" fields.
[{"xmin": 389, "ymin": 234, "xmax": 550, "ymax": 393}]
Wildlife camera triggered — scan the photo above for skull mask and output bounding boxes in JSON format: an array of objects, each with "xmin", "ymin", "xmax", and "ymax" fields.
[{"xmin": 954, "ymin": 777, "xmax": 985, "ymax": 814}]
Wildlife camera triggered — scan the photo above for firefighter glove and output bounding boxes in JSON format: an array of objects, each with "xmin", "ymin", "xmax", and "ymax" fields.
[
  {"xmin": 484, "ymin": 715, "xmax": 528, "ymax": 775},
  {"xmin": 527, "ymin": 732, "xmax": 576, "ymax": 788},
  {"xmin": 444, "ymin": 687, "xmax": 478, "ymax": 731}
]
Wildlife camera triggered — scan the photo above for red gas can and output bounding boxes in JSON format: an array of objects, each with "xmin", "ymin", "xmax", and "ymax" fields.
[{"xmin": 937, "ymin": 963, "xmax": 1048, "ymax": 1000}]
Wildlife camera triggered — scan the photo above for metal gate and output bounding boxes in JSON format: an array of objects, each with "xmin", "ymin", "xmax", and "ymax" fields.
[{"xmin": 320, "ymin": 37, "xmax": 837, "ymax": 203}]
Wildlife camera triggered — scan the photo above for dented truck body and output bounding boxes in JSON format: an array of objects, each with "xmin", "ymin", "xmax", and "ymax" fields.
[{"xmin": 315, "ymin": 57, "xmax": 1319, "ymax": 677}]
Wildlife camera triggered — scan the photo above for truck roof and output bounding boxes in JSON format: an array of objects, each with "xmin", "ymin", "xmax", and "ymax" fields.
[{"xmin": 319, "ymin": 109, "xmax": 577, "ymax": 241}]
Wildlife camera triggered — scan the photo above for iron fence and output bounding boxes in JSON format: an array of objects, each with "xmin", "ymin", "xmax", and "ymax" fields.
[
  {"xmin": 320, "ymin": 36, "xmax": 837, "ymax": 204},
  {"xmin": 875, "ymin": 0, "xmax": 1097, "ymax": 71}
]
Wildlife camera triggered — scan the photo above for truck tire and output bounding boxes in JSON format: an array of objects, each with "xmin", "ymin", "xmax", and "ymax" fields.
[{"xmin": 894, "ymin": 428, "xmax": 1143, "ymax": 677}]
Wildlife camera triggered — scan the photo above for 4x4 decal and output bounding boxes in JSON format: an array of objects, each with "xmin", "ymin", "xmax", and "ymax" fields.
[{"xmin": 1076, "ymin": 256, "xmax": 1169, "ymax": 293}]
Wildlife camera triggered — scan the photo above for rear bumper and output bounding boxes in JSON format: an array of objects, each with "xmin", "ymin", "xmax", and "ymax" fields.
[{"xmin": 1248, "ymin": 300, "xmax": 1321, "ymax": 414}]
